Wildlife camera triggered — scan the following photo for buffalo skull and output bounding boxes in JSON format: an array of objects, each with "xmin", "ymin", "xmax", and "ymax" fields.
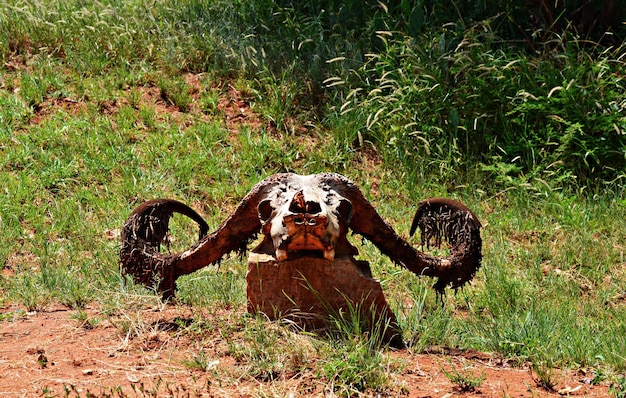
[{"xmin": 120, "ymin": 173, "xmax": 482, "ymax": 298}]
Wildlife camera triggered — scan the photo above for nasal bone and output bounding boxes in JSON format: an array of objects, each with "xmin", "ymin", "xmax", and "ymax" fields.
[{"xmin": 289, "ymin": 190, "xmax": 323, "ymax": 215}]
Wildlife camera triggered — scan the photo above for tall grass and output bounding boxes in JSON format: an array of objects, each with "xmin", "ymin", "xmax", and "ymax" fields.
[
  {"xmin": 3, "ymin": 0, "xmax": 624, "ymax": 188},
  {"xmin": 327, "ymin": 28, "xmax": 626, "ymax": 188}
]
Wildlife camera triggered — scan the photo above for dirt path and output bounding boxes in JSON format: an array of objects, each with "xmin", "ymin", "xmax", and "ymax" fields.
[{"xmin": 0, "ymin": 305, "xmax": 610, "ymax": 397}]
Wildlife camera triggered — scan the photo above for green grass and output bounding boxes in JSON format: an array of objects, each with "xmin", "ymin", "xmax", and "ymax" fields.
[
  {"xmin": 441, "ymin": 358, "xmax": 486, "ymax": 393},
  {"xmin": 1, "ymin": 0, "xmax": 625, "ymax": 395}
]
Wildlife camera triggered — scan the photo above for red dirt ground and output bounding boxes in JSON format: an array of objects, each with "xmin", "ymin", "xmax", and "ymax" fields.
[{"xmin": 0, "ymin": 304, "xmax": 610, "ymax": 397}]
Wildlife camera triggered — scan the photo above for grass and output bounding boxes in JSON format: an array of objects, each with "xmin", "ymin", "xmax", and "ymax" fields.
[
  {"xmin": 441, "ymin": 358, "xmax": 486, "ymax": 393},
  {"xmin": 1, "ymin": 0, "xmax": 625, "ymax": 395},
  {"xmin": 611, "ymin": 376, "xmax": 626, "ymax": 398}
]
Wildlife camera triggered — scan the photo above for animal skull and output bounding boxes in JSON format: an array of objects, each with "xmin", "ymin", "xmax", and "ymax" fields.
[
  {"xmin": 120, "ymin": 173, "xmax": 482, "ymax": 298},
  {"xmin": 255, "ymin": 175, "xmax": 356, "ymax": 261}
]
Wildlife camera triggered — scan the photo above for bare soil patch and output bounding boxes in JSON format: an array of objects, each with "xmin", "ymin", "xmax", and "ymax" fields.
[{"xmin": 0, "ymin": 305, "xmax": 609, "ymax": 397}]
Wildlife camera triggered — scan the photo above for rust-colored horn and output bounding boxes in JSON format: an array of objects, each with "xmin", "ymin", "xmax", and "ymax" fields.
[
  {"xmin": 318, "ymin": 173, "xmax": 482, "ymax": 294},
  {"xmin": 120, "ymin": 175, "xmax": 288, "ymax": 298},
  {"xmin": 411, "ymin": 198, "xmax": 482, "ymax": 293}
]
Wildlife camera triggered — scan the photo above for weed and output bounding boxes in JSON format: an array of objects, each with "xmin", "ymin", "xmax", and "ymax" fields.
[
  {"xmin": 182, "ymin": 350, "xmax": 219, "ymax": 372},
  {"xmin": 0, "ymin": 310, "xmax": 27, "ymax": 322},
  {"xmin": 319, "ymin": 341, "xmax": 397, "ymax": 396},
  {"xmin": 70, "ymin": 309, "xmax": 102, "ymax": 330},
  {"xmin": 441, "ymin": 359, "xmax": 486, "ymax": 392},
  {"xmin": 225, "ymin": 315, "xmax": 315, "ymax": 382},
  {"xmin": 324, "ymin": 299, "xmax": 396, "ymax": 349},
  {"xmin": 530, "ymin": 359, "xmax": 559, "ymax": 392},
  {"xmin": 10, "ymin": 273, "xmax": 50, "ymax": 312},
  {"xmin": 610, "ymin": 375, "xmax": 626, "ymax": 398},
  {"xmin": 126, "ymin": 87, "xmax": 142, "ymax": 110},
  {"xmin": 316, "ymin": 300, "xmax": 405, "ymax": 395},
  {"xmin": 158, "ymin": 77, "xmax": 192, "ymax": 112}
]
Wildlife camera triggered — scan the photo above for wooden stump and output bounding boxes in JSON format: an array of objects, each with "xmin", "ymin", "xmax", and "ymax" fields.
[{"xmin": 246, "ymin": 252, "xmax": 403, "ymax": 347}]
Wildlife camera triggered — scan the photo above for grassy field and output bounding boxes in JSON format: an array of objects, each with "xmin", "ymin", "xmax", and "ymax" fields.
[{"xmin": 1, "ymin": 0, "xmax": 625, "ymax": 396}]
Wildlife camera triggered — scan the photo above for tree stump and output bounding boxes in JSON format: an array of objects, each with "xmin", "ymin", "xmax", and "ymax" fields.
[{"xmin": 246, "ymin": 252, "xmax": 404, "ymax": 347}]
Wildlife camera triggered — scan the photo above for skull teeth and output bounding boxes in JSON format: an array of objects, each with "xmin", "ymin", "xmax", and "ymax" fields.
[
  {"xmin": 275, "ymin": 249, "xmax": 288, "ymax": 261},
  {"xmin": 275, "ymin": 248, "xmax": 335, "ymax": 261},
  {"xmin": 324, "ymin": 248, "xmax": 335, "ymax": 260}
]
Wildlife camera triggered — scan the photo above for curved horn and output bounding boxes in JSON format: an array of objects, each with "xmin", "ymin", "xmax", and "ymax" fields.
[
  {"xmin": 411, "ymin": 198, "xmax": 482, "ymax": 293},
  {"xmin": 318, "ymin": 173, "xmax": 482, "ymax": 294},
  {"xmin": 120, "ymin": 174, "xmax": 290, "ymax": 298}
]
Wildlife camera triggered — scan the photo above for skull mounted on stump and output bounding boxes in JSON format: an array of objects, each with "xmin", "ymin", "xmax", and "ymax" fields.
[{"xmin": 120, "ymin": 173, "xmax": 482, "ymax": 345}]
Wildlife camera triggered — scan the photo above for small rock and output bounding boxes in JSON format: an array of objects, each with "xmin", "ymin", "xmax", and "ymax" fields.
[{"xmin": 558, "ymin": 385, "xmax": 582, "ymax": 395}]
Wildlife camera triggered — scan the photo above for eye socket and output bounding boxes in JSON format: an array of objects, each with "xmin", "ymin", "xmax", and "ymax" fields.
[
  {"xmin": 258, "ymin": 199, "xmax": 274, "ymax": 222},
  {"xmin": 337, "ymin": 198, "xmax": 353, "ymax": 221}
]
